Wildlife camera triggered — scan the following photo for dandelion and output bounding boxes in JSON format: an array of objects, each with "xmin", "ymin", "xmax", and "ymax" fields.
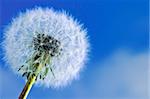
[{"xmin": 3, "ymin": 7, "xmax": 89, "ymax": 99}]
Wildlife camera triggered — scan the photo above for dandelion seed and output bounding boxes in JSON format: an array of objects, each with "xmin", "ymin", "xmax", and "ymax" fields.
[{"xmin": 3, "ymin": 7, "xmax": 89, "ymax": 99}]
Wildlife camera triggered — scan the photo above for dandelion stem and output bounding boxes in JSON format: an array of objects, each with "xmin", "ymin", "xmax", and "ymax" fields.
[{"xmin": 19, "ymin": 62, "xmax": 43, "ymax": 99}]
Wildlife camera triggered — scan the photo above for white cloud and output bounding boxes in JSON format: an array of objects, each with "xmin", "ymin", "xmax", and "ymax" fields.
[{"xmin": 86, "ymin": 49, "xmax": 149, "ymax": 99}]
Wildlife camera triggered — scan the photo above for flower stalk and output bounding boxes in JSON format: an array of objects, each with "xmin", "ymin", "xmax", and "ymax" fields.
[
  {"xmin": 18, "ymin": 72, "xmax": 37, "ymax": 99},
  {"xmin": 19, "ymin": 64, "xmax": 42, "ymax": 99},
  {"xmin": 19, "ymin": 52, "xmax": 50, "ymax": 99}
]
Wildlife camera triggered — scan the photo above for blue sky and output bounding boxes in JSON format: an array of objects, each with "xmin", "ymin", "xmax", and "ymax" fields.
[{"xmin": 0, "ymin": 0, "xmax": 149, "ymax": 99}]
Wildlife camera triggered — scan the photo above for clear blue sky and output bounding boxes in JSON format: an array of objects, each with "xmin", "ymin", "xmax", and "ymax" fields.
[{"xmin": 0, "ymin": 0, "xmax": 149, "ymax": 99}]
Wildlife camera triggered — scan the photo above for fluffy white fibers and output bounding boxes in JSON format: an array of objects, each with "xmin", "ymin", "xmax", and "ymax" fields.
[{"xmin": 3, "ymin": 7, "xmax": 89, "ymax": 88}]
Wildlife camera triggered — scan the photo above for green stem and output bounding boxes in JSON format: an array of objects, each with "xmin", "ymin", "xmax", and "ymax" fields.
[{"xmin": 18, "ymin": 62, "xmax": 43, "ymax": 99}]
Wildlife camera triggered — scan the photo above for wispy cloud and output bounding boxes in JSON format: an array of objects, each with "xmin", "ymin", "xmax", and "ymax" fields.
[{"xmin": 80, "ymin": 49, "xmax": 149, "ymax": 99}]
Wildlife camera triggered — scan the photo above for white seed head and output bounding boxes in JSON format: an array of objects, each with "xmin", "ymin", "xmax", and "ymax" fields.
[{"xmin": 3, "ymin": 7, "xmax": 89, "ymax": 88}]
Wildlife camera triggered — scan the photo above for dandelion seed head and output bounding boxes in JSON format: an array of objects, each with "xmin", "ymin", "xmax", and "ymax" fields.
[{"xmin": 3, "ymin": 7, "xmax": 89, "ymax": 88}]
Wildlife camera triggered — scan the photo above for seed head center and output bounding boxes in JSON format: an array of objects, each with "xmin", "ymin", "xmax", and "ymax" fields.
[{"xmin": 33, "ymin": 33, "xmax": 62, "ymax": 57}]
